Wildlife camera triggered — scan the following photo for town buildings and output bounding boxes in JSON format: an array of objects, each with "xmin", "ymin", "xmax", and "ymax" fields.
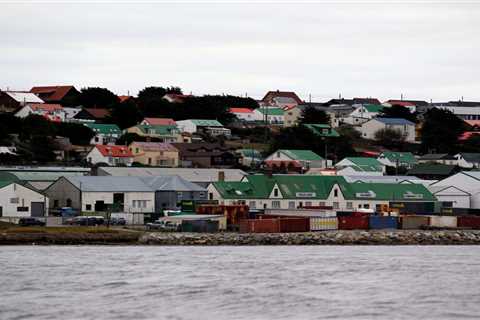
[
  {"xmin": 128, "ymin": 142, "xmax": 179, "ymax": 167},
  {"xmin": 30, "ymin": 86, "xmax": 80, "ymax": 107},
  {"xmin": 171, "ymin": 143, "xmax": 239, "ymax": 168},
  {"xmin": 0, "ymin": 91, "xmax": 44, "ymax": 113},
  {"xmin": 84, "ymin": 123, "xmax": 122, "ymax": 145},
  {"xmin": 264, "ymin": 150, "xmax": 326, "ymax": 171},
  {"xmin": 15, "ymin": 104, "xmax": 66, "ymax": 122},
  {"xmin": 126, "ymin": 125, "xmax": 183, "ymax": 142},
  {"xmin": 176, "ymin": 119, "xmax": 231, "ymax": 137},
  {"xmin": 361, "ymin": 118, "xmax": 416, "ymax": 142},
  {"xmin": 86, "ymin": 145, "xmax": 134, "ymax": 166},
  {"xmin": 0, "ymin": 181, "xmax": 49, "ymax": 217}
]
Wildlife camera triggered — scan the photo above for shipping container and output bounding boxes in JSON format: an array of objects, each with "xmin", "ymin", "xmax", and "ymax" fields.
[
  {"xmin": 337, "ymin": 216, "xmax": 369, "ymax": 230},
  {"xmin": 310, "ymin": 217, "xmax": 338, "ymax": 231},
  {"xmin": 278, "ymin": 218, "xmax": 309, "ymax": 233},
  {"xmin": 428, "ymin": 216, "xmax": 457, "ymax": 228},
  {"xmin": 369, "ymin": 216, "xmax": 398, "ymax": 230},
  {"xmin": 451, "ymin": 208, "xmax": 480, "ymax": 216},
  {"xmin": 239, "ymin": 219, "xmax": 279, "ymax": 233},
  {"xmin": 181, "ymin": 220, "xmax": 219, "ymax": 233},
  {"xmin": 399, "ymin": 216, "xmax": 429, "ymax": 229},
  {"xmin": 336, "ymin": 211, "xmax": 369, "ymax": 217},
  {"xmin": 264, "ymin": 209, "xmax": 335, "ymax": 218},
  {"xmin": 457, "ymin": 216, "xmax": 480, "ymax": 229}
]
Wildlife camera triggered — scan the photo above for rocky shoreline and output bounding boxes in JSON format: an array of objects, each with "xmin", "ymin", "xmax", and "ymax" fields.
[
  {"xmin": 139, "ymin": 230, "xmax": 480, "ymax": 246},
  {"xmin": 3, "ymin": 230, "xmax": 480, "ymax": 245}
]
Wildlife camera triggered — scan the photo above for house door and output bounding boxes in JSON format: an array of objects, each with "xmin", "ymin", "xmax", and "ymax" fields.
[{"xmin": 31, "ymin": 202, "xmax": 45, "ymax": 217}]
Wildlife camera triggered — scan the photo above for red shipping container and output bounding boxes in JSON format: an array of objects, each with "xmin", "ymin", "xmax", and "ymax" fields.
[
  {"xmin": 458, "ymin": 216, "xmax": 480, "ymax": 229},
  {"xmin": 337, "ymin": 216, "xmax": 369, "ymax": 230},
  {"xmin": 278, "ymin": 218, "xmax": 309, "ymax": 233},
  {"xmin": 239, "ymin": 219, "xmax": 280, "ymax": 233}
]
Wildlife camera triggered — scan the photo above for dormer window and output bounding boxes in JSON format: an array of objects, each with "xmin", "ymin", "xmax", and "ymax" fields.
[
  {"xmin": 274, "ymin": 188, "xmax": 279, "ymax": 197},
  {"xmin": 334, "ymin": 189, "xmax": 338, "ymax": 197}
]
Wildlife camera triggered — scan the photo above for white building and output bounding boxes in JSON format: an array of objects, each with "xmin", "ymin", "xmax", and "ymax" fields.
[
  {"xmin": 343, "ymin": 104, "xmax": 385, "ymax": 126},
  {"xmin": 86, "ymin": 145, "xmax": 134, "ymax": 166},
  {"xmin": 335, "ymin": 157, "xmax": 386, "ymax": 176},
  {"xmin": 454, "ymin": 153, "xmax": 480, "ymax": 169},
  {"xmin": 264, "ymin": 149, "xmax": 326, "ymax": 170},
  {"xmin": 45, "ymin": 176, "xmax": 155, "ymax": 213},
  {"xmin": 430, "ymin": 171, "xmax": 480, "ymax": 208},
  {"xmin": 361, "ymin": 117, "xmax": 416, "ymax": 142},
  {"xmin": 438, "ymin": 106, "xmax": 480, "ymax": 121},
  {"xmin": 0, "ymin": 181, "xmax": 48, "ymax": 217},
  {"xmin": 229, "ymin": 108, "xmax": 262, "ymax": 122},
  {"xmin": 83, "ymin": 123, "xmax": 122, "ymax": 145},
  {"xmin": 15, "ymin": 103, "xmax": 66, "ymax": 122},
  {"xmin": 253, "ymin": 108, "xmax": 284, "ymax": 124},
  {"xmin": 176, "ymin": 119, "xmax": 231, "ymax": 136}
]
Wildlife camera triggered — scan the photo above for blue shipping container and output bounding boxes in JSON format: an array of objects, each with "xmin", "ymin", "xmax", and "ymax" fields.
[{"xmin": 369, "ymin": 216, "xmax": 398, "ymax": 229}]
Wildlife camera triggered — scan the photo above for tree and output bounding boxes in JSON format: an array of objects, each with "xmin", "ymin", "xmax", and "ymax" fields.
[
  {"xmin": 20, "ymin": 115, "xmax": 56, "ymax": 140},
  {"xmin": 56, "ymin": 123, "xmax": 95, "ymax": 145},
  {"xmin": 421, "ymin": 108, "xmax": 466, "ymax": 153},
  {"xmin": 78, "ymin": 87, "xmax": 119, "ymax": 108},
  {"xmin": 379, "ymin": 105, "xmax": 416, "ymax": 123},
  {"xmin": 336, "ymin": 125, "xmax": 362, "ymax": 141},
  {"xmin": 300, "ymin": 106, "xmax": 330, "ymax": 124},
  {"xmin": 374, "ymin": 128, "xmax": 405, "ymax": 148},
  {"xmin": 108, "ymin": 100, "xmax": 143, "ymax": 129}
]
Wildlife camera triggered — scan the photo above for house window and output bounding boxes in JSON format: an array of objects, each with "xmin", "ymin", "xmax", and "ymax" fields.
[
  {"xmin": 334, "ymin": 189, "xmax": 338, "ymax": 197},
  {"xmin": 305, "ymin": 201, "xmax": 312, "ymax": 207},
  {"xmin": 288, "ymin": 201, "xmax": 295, "ymax": 209},
  {"xmin": 148, "ymin": 158, "xmax": 152, "ymax": 165},
  {"xmin": 10, "ymin": 198, "xmax": 19, "ymax": 204},
  {"xmin": 358, "ymin": 204, "xmax": 362, "ymax": 209},
  {"xmin": 95, "ymin": 137, "xmax": 99, "ymax": 142},
  {"xmin": 209, "ymin": 193, "xmax": 213, "ymax": 200},
  {"xmin": 272, "ymin": 201, "xmax": 281, "ymax": 209},
  {"xmin": 248, "ymin": 201, "xmax": 256, "ymax": 209},
  {"xmin": 86, "ymin": 204, "xmax": 92, "ymax": 211},
  {"xmin": 66, "ymin": 199, "xmax": 72, "ymax": 207},
  {"xmin": 333, "ymin": 202, "xmax": 339, "ymax": 209},
  {"xmin": 347, "ymin": 202, "xmax": 353, "ymax": 209},
  {"xmin": 363, "ymin": 204, "xmax": 370, "ymax": 209},
  {"xmin": 17, "ymin": 207, "xmax": 29, "ymax": 212},
  {"xmin": 274, "ymin": 189, "xmax": 279, "ymax": 197},
  {"xmin": 54, "ymin": 200, "xmax": 59, "ymax": 208}
]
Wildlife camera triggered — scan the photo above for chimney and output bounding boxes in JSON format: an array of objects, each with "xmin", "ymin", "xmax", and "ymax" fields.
[{"xmin": 218, "ymin": 171, "xmax": 225, "ymax": 182}]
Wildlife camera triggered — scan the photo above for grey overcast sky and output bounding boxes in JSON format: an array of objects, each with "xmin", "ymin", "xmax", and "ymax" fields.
[{"xmin": 1, "ymin": 0, "xmax": 479, "ymax": 102}]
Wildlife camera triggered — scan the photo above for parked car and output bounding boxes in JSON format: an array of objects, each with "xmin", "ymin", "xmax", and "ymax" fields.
[
  {"xmin": 67, "ymin": 216, "xmax": 105, "ymax": 226},
  {"xmin": 18, "ymin": 217, "xmax": 45, "ymax": 227},
  {"xmin": 109, "ymin": 217, "xmax": 126, "ymax": 226},
  {"xmin": 146, "ymin": 220, "xmax": 180, "ymax": 231}
]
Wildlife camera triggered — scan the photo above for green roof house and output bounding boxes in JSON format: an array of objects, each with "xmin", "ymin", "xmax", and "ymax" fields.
[
  {"xmin": 303, "ymin": 124, "xmax": 340, "ymax": 137},
  {"xmin": 265, "ymin": 149, "xmax": 325, "ymax": 171},
  {"xmin": 378, "ymin": 152, "xmax": 417, "ymax": 168},
  {"xmin": 126, "ymin": 125, "xmax": 182, "ymax": 143},
  {"xmin": 207, "ymin": 174, "xmax": 436, "ymax": 211},
  {"xmin": 335, "ymin": 157, "xmax": 386, "ymax": 176},
  {"xmin": 254, "ymin": 108, "xmax": 285, "ymax": 124},
  {"xmin": 83, "ymin": 123, "xmax": 121, "ymax": 145}
]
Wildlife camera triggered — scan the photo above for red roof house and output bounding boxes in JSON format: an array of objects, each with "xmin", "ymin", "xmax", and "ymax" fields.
[
  {"xmin": 141, "ymin": 117, "xmax": 176, "ymax": 126},
  {"xmin": 30, "ymin": 85, "xmax": 80, "ymax": 106},
  {"xmin": 86, "ymin": 145, "xmax": 134, "ymax": 166}
]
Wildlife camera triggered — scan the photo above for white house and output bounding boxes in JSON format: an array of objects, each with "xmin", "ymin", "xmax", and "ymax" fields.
[
  {"xmin": 83, "ymin": 123, "xmax": 122, "ymax": 145},
  {"xmin": 253, "ymin": 108, "xmax": 284, "ymax": 124},
  {"xmin": 15, "ymin": 103, "xmax": 66, "ymax": 122},
  {"xmin": 86, "ymin": 145, "xmax": 134, "ymax": 166},
  {"xmin": 361, "ymin": 117, "xmax": 416, "ymax": 142},
  {"xmin": 229, "ymin": 108, "xmax": 262, "ymax": 122},
  {"xmin": 264, "ymin": 149, "xmax": 326, "ymax": 170},
  {"xmin": 176, "ymin": 119, "xmax": 230, "ymax": 136},
  {"xmin": 454, "ymin": 153, "xmax": 480, "ymax": 169},
  {"xmin": 0, "ymin": 181, "xmax": 49, "ymax": 218},
  {"xmin": 430, "ymin": 171, "xmax": 480, "ymax": 208},
  {"xmin": 335, "ymin": 157, "xmax": 386, "ymax": 176},
  {"xmin": 342, "ymin": 104, "xmax": 385, "ymax": 126},
  {"xmin": 427, "ymin": 185, "xmax": 471, "ymax": 209}
]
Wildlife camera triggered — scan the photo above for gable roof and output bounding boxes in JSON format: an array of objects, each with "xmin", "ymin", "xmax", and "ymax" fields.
[
  {"xmin": 229, "ymin": 108, "xmax": 254, "ymax": 114},
  {"xmin": 30, "ymin": 86, "xmax": 77, "ymax": 102},
  {"xmin": 379, "ymin": 152, "xmax": 417, "ymax": 165},
  {"xmin": 95, "ymin": 145, "xmax": 133, "ymax": 158},
  {"xmin": 257, "ymin": 108, "xmax": 284, "ymax": 116},
  {"xmin": 407, "ymin": 163, "xmax": 458, "ymax": 176},
  {"xmin": 27, "ymin": 103, "xmax": 63, "ymax": 112},
  {"xmin": 363, "ymin": 104, "xmax": 385, "ymax": 113},
  {"xmin": 139, "ymin": 176, "xmax": 206, "ymax": 192},
  {"xmin": 338, "ymin": 157, "xmax": 384, "ymax": 172},
  {"xmin": 189, "ymin": 119, "xmax": 223, "ymax": 127},
  {"xmin": 5, "ymin": 91, "xmax": 44, "ymax": 104},
  {"xmin": 84, "ymin": 123, "xmax": 121, "ymax": 135},
  {"xmin": 64, "ymin": 176, "xmax": 154, "ymax": 192},
  {"xmin": 279, "ymin": 149, "xmax": 324, "ymax": 161},
  {"xmin": 303, "ymin": 124, "xmax": 340, "ymax": 137},
  {"xmin": 142, "ymin": 118, "xmax": 176, "ymax": 126},
  {"xmin": 74, "ymin": 108, "xmax": 110, "ymax": 120},
  {"xmin": 385, "ymin": 99, "xmax": 429, "ymax": 107},
  {"xmin": 374, "ymin": 118, "xmax": 415, "ymax": 126},
  {"xmin": 347, "ymin": 182, "xmax": 436, "ymax": 201},
  {"xmin": 262, "ymin": 91, "xmax": 303, "ymax": 105},
  {"xmin": 353, "ymin": 98, "xmax": 381, "ymax": 105},
  {"xmin": 134, "ymin": 125, "xmax": 179, "ymax": 135}
]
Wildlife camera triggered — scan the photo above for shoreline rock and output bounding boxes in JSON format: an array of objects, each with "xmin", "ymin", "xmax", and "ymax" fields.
[{"xmin": 2, "ymin": 230, "xmax": 480, "ymax": 245}]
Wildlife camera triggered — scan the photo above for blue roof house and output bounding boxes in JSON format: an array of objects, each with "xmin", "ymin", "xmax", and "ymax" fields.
[{"xmin": 361, "ymin": 117, "xmax": 416, "ymax": 142}]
